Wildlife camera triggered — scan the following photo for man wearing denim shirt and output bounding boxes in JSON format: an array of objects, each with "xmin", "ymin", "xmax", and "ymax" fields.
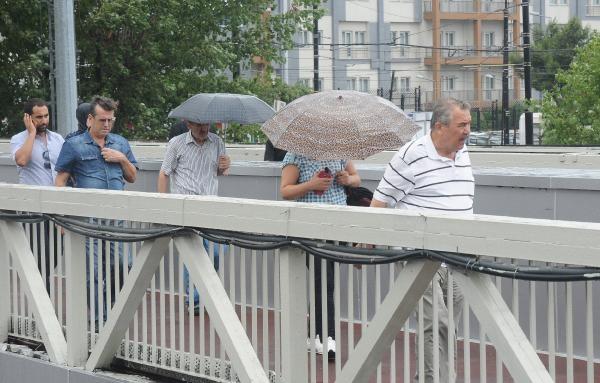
[
  {"xmin": 54, "ymin": 96, "xmax": 137, "ymax": 188},
  {"xmin": 55, "ymin": 96, "xmax": 137, "ymax": 325}
]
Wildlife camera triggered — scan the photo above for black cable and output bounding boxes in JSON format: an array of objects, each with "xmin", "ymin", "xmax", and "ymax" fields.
[{"xmin": 2, "ymin": 211, "xmax": 600, "ymax": 281}]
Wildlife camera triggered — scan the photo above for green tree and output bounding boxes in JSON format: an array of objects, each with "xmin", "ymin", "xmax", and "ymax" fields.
[
  {"xmin": 511, "ymin": 18, "xmax": 592, "ymax": 93},
  {"xmin": 541, "ymin": 36, "xmax": 600, "ymax": 145},
  {"xmin": 0, "ymin": 0, "xmax": 322, "ymax": 139},
  {"xmin": 0, "ymin": 0, "xmax": 51, "ymax": 137}
]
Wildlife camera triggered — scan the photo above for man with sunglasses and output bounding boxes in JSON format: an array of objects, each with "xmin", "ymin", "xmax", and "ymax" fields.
[
  {"xmin": 10, "ymin": 98, "xmax": 64, "ymax": 186},
  {"xmin": 10, "ymin": 98, "xmax": 65, "ymax": 293},
  {"xmin": 54, "ymin": 96, "xmax": 137, "ymax": 325},
  {"xmin": 55, "ymin": 96, "xmax": 137, "ymax": 189}
]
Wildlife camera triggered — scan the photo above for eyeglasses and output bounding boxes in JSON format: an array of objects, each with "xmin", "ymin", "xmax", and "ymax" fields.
[
  {"xmin": 42, "ymin": 150, "xmax": 51, "ymax": 170},
  {"xmin": 95, "ymin": 116, "xmax": 116, "ymax": 125}
]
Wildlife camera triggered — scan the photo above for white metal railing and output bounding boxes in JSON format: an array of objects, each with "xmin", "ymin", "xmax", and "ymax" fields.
[
  {"xmin": 424, "ymin": 1, "xmax": 514, "ymax": 13},
  {"xmin": 340, "ymin": 46, "xmax": 369, "ymax": 60},
  {"xmin": 1, "ymin": 185, "xmax": 600, "ymax": 383},
  {"xmin": 586, "ymin": 4, "xmax": 600, "ymax": 15}
]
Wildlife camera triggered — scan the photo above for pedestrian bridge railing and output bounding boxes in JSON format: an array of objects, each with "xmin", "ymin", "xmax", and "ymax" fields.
[{"xmin": 0, "ymin": 184, "xmax": 599, "ymax": 383}]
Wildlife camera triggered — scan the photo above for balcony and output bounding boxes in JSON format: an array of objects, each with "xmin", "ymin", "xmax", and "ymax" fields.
[
  {"xmin": 586, "ymin": 4, "xmax": 600, "ymax": 15},
  {"xmin": 390, "ymin": 46, "xmax": 430, "ymax": 60},
  {"xmin": 339, "ymin": 46, "xmax": 369, "ymax": 60},
  {"xmin": 1, "ymin": 153, "xmax": 600, "ymax": 383},
  {"xmin": 424, "ymin": 1, "xmax": 510, "ymax": 20},
  {"xmin": 423, "ymin": 45, "xmax": 503, "ymax": 66}
]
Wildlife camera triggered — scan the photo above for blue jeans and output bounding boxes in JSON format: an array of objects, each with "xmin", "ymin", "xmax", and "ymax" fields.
[
  {"xmin": 183, "ymin": 239, "xmax": 224, "ymax": 306},
  {"xmin": 86, "ymin": 219, "xmax": 130, "ymax": 322}
]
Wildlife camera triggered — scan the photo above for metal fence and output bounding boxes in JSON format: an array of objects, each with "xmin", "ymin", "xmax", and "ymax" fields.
[{"xmin": 2, "ymin": 193, "xmax": 599, "ymax": 383}]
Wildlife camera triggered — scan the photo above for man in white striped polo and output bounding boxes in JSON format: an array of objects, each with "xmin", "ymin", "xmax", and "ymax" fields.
[
  {"xmin": 371, "ymin": 98, "xmax": 473, "ymax": 383},
  {"xmin": 158, "ymin": 120, "xmax": 230, "ymax": 310}
]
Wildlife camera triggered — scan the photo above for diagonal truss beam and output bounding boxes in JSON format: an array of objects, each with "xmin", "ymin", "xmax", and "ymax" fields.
[
  {"xmin": 0, "ymin": 220, "xmax": 67, "ymax": 365},
  {"xmin": 174, "ymin": 235, "xmax": 269, "ymax": 383},
  {"xmin": 337, "ymin": 260, "xmax": 441, "ymax": 382},
  {"xmin": 453, "ymin": 271, "xmax": 553, "ymax": 382},
  {"xmin": 86, "ymin": 237, "xmax": 170, "ymax": 370}
]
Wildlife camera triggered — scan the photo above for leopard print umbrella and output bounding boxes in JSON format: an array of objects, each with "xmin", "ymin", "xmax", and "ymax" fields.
[{"xmin": 261, "ymin": 90, "xmax": 420, "ymax": 160}]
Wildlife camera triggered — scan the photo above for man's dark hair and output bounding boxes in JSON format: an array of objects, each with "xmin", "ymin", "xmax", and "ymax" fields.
[
  {"xmin": 89, "ymin": 96, "xmax": 118, "ymax": 116},
  {"xmin": 23, "ymin": 98, "xmax": 48, "ymax": 115},
  {"xmin": 430, "ymin": 98, "xmax": 470, "ymax": 130}
]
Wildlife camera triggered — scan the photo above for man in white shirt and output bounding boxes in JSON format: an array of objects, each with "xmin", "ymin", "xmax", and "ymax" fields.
[
  {"xmin": 371, "ymin": 98, "xmax": 473, "ymax": 383},
  {"xmin": 10, "ymin": 98, "xmax": 64, "ymax": 185},
  {"xmin": 10, "ymin": 98, "xmax": 65, "ymax": 292}
]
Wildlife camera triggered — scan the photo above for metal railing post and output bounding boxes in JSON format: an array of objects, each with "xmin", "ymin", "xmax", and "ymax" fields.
[
  {"xmin": 65, "ymin": 229, "xmax": 88, "ymax": 367},
  {"xmin": 280, "ymin": 247, "xmax": 308, "ymax": 383},
  {"xmin": 0, "ymin": 226, "xmax": 9, "ymax": 342}
]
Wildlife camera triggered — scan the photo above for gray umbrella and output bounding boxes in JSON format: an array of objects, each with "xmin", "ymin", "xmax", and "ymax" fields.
[{"xmin": 168, "ymin": 93, "xmax": 275, "ymax": 124}]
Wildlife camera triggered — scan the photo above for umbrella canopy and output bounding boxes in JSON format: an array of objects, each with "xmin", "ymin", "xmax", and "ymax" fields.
[
  {"xmin": 261, "ymin": 90, "xmax": 420, "ymax": 160},
  {"xmin": 168, "ymin": 93, "xmax": 275, "ymax": 124}
]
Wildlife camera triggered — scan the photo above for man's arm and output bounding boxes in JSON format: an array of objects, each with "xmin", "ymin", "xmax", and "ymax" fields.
[
  {"xmin": 55, "ymin": 172, "xmax": 71, "ymax": 187},
  {"xmin": 13, "ymin": 114, "xmax": 38, "ymax": 167},
  {"xmin": 157, "ymin": 170, "xmax": 170, "ymax": 193},
  {"xmin": 370, "ymin": 199, "xmax": 388, "ymax": 208}
]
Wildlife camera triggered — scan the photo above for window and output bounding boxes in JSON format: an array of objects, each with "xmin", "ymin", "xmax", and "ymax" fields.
[
  {"xmin": 399, "ymin": 77, "xmax": 411, "ymax": 93},
  {"xmin": 391, "ymin": 31, "xmax": 409, "ymax": 57},
  {"xmin": 443, "ymin": 31, "xmax": 455, "ymax": 57},
  {"xmin": 341, "ymin": 30, "xmax": 368, "ymax": 58},
  {"xmin": 342, "ymin": 31, "xmax": 352, "ymax": 57},
  {"xmin": 359, "ymin": 77, "xmax": 370, "ymax": 92},
  {"xmin": 299, "ymin": 78, "xmax": 323, "ymax": 90},
  {"xmin": 355, "ymin": 31, "xmax": 366, "ymax": 44},
  {"xmin": 442, "ymin": 76, "xmax": 456, "ymax": 91},
  {"xmin": 347, "ymin": 78, "xmax": 357, "ymax": 90},
  {"xmin": 550, "ymin": 0, "xmax": 567, "ymax": 4},
  {"xmin": 298, "ymin": 78, "xmax": 311, "ymax": 87},
  {"xmin": 443, "ymin": 31, "xmax": 455, "ymax": 47},
  {"xmin": 484, "ymin": 32, "xmax": 495, "ymax": 56},
  {"xmin": 484, "ymin": 75, "xmax": 495, "ymax": 100}
]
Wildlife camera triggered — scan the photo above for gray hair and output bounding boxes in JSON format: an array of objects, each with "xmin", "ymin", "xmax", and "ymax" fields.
[{"xmin": 430, "ymin": 98, "xmax": 471, "ymax": 129}]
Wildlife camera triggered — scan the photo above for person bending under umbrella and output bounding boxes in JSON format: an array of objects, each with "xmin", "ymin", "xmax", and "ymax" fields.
[
  {"xmin": 157, "ymin": 120, "xmax": 231, "ymax": 312},
  {"xmin": 279, "ymin": 152, "xmax": 360, "ymax": 358}
]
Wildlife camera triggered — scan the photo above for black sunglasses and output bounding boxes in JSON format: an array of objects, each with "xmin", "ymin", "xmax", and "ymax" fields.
[{"xmin": 42, "ymin": 150, "xmax": 51, "ymax": 170}]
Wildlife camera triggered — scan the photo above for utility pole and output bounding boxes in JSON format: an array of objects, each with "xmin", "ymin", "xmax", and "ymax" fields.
[
  {"xmin": 389, "ymin": 70, "xmax": 396, "ymax": 101},
  {"xmin": 313, "ymin": 4, "xmax": 320, "ymax": 92},
  {"xmin": 54, "ymin": 0, "xmax": 78, "ymax": 137},
  {"xmin": 502, "ymin": 0, "xmax": 510, "ymax": 145},
  {"xmin": 522, "ymin": 0, "xmax": 533, "ymax": 144},
  {"xmin": 47, "ymin": 0, "xmax": 57, "ymax": 129}
]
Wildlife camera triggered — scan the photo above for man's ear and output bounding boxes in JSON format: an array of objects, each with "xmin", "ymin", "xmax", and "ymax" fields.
[{"xmin": 86, "ymin": 114, "xmax": 93, "ymax": 128}]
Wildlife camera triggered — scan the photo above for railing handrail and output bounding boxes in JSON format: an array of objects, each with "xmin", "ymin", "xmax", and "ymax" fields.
[{"xmin": 2, "ymin": 183, "xmax": 600, "ymax": 267}]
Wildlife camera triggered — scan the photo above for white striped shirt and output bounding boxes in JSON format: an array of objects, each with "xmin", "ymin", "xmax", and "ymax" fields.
[
  {"xmin": 160, "ymin": 131, "xmax": 226, "ymax": 196},
  {"xmin": 373, "ymin": 134, "xmax": 474, "ymax": 213}
]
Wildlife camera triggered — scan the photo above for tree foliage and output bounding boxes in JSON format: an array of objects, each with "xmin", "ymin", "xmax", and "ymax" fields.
[
  {"xmin": 0, "ymin": 0, "xmax": 322, "ymax": 140},
  {"xmin": 541, "ymin": 36, "xmax": 600, "ymax": 145},
  {"xmin": 527, "ymin": 19, "xmax": 592, "ymax": 93}
]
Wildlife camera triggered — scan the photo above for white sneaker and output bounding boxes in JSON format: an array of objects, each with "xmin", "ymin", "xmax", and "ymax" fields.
[
  {"xmin": 326, "ymin": 337, "xmax": 336, "ymax": 353},
  {"xmin": 306, "ymin": 335, "xmax": 323, "ymax": 354},
  {"xmin": 326, "ymin": 337, "xmax": 336, "ymax": 359}
]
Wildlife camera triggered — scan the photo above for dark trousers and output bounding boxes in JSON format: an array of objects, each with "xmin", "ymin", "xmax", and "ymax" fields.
[
  {"xmin": 29, "ymin": 221, "xmax": 57, "ymax": 293},
  {"xmin": 312, "ymin": 257, "xmax": 335, "ymax": 339}
]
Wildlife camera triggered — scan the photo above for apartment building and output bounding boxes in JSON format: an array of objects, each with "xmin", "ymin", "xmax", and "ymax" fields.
[
  {"xmin": 537, "ymin": 0, "xmax": 600, "ymax": 28},
  {"xmin": 273, "ymin": 0, "xmax": 527, "ymax": 110}
]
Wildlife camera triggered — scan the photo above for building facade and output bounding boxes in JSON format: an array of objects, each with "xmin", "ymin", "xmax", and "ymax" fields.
[{"xmin": 274, "ymin": 0, "xmax": 530, "ymax": 110}]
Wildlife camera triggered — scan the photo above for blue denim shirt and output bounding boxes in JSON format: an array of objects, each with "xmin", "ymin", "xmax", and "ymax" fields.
[{"xmin": 55, "ymin": 130, "xmax": 137, "ymax": 190}]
